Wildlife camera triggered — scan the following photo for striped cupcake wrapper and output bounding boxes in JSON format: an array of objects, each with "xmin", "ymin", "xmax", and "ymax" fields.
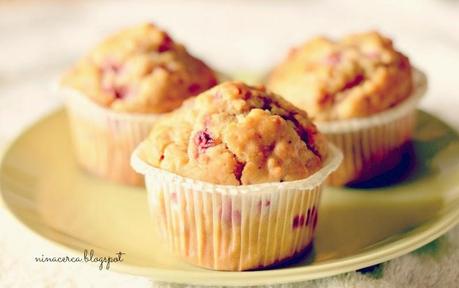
[
  {"xmin": 61, "ymin": 86, "xmax": 159, "ymax": 186},
  {"xmin": 131, "ymin": 143, "xmax": 342, "ymax": 271},
  {"xmin": 317, "ymin": 69, "xmax": 428, "ymax": 186}
]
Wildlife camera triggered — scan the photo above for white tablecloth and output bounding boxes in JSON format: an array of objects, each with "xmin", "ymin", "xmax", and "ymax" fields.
[{"xmin": 1, "ymin": 0, "xmax": 459, "ymax": 287}]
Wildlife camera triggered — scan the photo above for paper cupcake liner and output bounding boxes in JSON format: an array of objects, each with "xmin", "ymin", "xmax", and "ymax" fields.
[
  {"xmin": 60, "ymin": 86, "xmax": 159, "ymax": 186},
  {"xmin": 317, "ymin": 69, "xmax": 428, "ymax": 186},
  {"xmin": 131, "ymin": 144, "xmax": 342, "ymax": 271}
]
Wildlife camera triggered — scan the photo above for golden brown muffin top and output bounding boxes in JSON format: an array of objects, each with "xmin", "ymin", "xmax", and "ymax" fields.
[
  {"xmin": 267, "ymin": 31, "xmax": 413, "ymax": 121},
  {"xmin": 139, "ymin": 81, "xmax": 328, "ymax": 185},
  {"xmin": 61, "ymin": 23, "xmax": 217, "ymax": 113}
]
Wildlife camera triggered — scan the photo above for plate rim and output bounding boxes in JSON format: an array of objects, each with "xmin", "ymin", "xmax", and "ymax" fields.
[{"xmin": 1, "ymin": 108, "xmax": 459, "ymax": 286}]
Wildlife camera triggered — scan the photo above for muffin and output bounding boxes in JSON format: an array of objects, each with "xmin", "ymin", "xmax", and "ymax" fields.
[
  {"xmin": 59, "ymin": 23, "xmax": 217, "ymax": 185},
  {"xmin": 131, "ymin": 82, "xmax": 342, "ymax": 271},
  {"xmin": 268, "ymin": 31, "xmax": 427, "ymax": 185}
]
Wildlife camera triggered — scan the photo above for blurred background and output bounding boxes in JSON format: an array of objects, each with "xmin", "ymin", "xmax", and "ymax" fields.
[{"xmin": 1, "ymin": 0, "xmax": 459, "ymax": 142}]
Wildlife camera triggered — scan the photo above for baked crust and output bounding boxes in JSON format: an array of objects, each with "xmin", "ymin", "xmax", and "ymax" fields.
[
  {"xmin": 267, "ymin": 31, "xmax": 413, "ymax": 121},
  {"xmin": 61, "ymin": 23, "xmax": 217, "ymax": 113},
  {"xmin": 140, "ymin": 81, "xmax": 327, "ymax": 185}
]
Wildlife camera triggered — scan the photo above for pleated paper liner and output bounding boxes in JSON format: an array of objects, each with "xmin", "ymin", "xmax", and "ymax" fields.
[
  {"xmin": 131, "ymin": 143, "xmax": 342, "ymax": 271},
  {"xmin": 317, "ymin": 69, "xmax": 427, "ymax": 186},
  {"xmin": 61, "ymin": 86, "xmax": 159, "ymax": 186}
]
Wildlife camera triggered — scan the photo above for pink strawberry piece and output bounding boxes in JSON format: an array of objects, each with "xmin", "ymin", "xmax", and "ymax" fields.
[
  {"xmin": 292, "ymin": 214, "xmax": 305, "ymax": 229},
  {"xmin": 208, "ymin": 77, "xmax": 218, "ymax": 87},
  {"xmin": 283, "ymin": 112, "xmax": 321, "ymax": 159},
  {"xmin": 104, "ymin": 85, "xmax": 130, "ymax": 100},
  {"xmin": 194, "ymin": 129, "xmax": 215, "ymax": 154},
  {"xmin": 257, "ymin": 199, "xmax": 271, "ymax": 212},
  {"xmin": 261, "ymin": 144, "xmax": 275, "ymax": 161},
  {"xmin": 100, "ymin": 60, "xmax": 131, "ymax": 100},
  {"xmin": 188, "ymin": 83, "xmax": 201, "ymax": 94},
  {"xmin": 219, "ymin": 201, "xmax": 241, "ymax": 225},
  {"xmin": 262, "ymin": 97, "xmax": 272, "ymax": 110},
  {"xmin": 241, "ymin": 89, "xmax": 252, "ymax": 100},
  {"xmin": 342, "ymin": 74, "xmax": 364, "ymax": 91},
  {"xmin": 398, "ymin": 58, "xmax": 410, "ymax": 70},
  {"xmin": 113, "ymin": 86, "xmax": 130, "ymax": 99},
  {"xmin": 158, "ymin": 34, "xmax": 173, "ymax": 53},
  {"xmin": 318, "ymin": 93, "xmax": 332, "ymax": 105},
  {"xmin": 233, "ymin": 159, "xmax": 245, "ymax": 184},
  {"xmin": 325, "ymin": 52, "xmax": 341, "ymax": 66}
]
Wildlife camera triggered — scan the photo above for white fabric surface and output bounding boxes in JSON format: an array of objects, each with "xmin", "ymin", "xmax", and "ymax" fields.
[{"xmin": 1, "ymin": 0, "xmax": 459, "ymax": 287}]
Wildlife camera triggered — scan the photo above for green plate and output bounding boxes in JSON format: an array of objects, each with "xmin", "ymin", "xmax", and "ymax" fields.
[{"xmin": 1, "ymin": 109, "xmax": 459, "ymax": 286}]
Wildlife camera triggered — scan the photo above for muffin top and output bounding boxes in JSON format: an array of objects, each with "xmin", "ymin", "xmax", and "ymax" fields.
[
  {"xmin": 267, "ymin": 31, "xmax": 413, "ymax": 121},
  {"xmin": 139, "ymin": 81, "xmax": 328, "ymax": 185},
  {"xmin": 61, "ymin": 23, "xmax": 217, "ymax": 113}
]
